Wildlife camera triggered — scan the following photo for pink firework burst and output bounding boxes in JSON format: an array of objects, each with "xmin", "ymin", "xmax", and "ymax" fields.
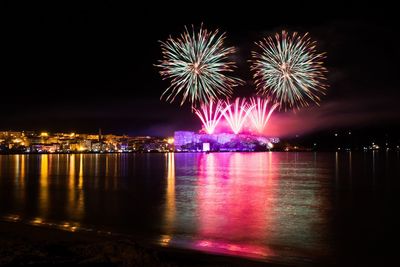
[
  {"xmin": 193, "ymin": 100, "xmax": 226, "ymax": 134},
  {"xmin": 248, "ymin": 97, "xmax": 279, "ymax": 135},
  {"xmin": 223, "ymin": 98, "xmax": 255, "ymax": 134}
]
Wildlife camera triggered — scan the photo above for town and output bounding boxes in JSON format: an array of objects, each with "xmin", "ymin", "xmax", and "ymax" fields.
[{"xmin": 0, "ymin": 130, "xmax": 174, "ymax": 153}]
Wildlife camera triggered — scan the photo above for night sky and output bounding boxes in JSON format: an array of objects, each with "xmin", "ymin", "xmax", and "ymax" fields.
[{"xmin": 1, "ymin": 3, "xmax": 399, "ymax": 137}]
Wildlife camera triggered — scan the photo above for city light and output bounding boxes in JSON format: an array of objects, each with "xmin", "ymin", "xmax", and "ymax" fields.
[
  {"xmin": 0, "ymin": 131, "xmax": 175, "ymax": 153},
  {"xmin": 2, "ymin": 129, "xmax": 397, "ymax": 153}
]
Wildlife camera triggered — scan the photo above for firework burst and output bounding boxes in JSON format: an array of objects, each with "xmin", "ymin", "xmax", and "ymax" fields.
[
  {"xmin": 248, "ymin": 97, "xmax": 278, "ymax": 134},
  {"xmin": 193, "ymin": 100, "xmax": 226, "ymax": 134},
  {"xmin": 156, "ymin": 25, "xmax": 242, "ymax": 106},
  {"xmin": 251, "ymin": 31, "xmax": 327, "ymax": 110},
  {"xmin": 223, "ymin": 98, "xmax": 255, "ymax": 134}
]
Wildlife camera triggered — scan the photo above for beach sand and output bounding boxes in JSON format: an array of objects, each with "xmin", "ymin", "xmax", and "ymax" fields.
[{"xmin": 0, "ymin": 221, "xmax": 280, "ymax": 266}]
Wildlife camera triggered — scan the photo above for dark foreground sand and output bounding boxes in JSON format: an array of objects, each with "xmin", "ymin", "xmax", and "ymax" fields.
[{"xmin": 0, "ymin": 221, "xmax": 282, "ymax": 267}]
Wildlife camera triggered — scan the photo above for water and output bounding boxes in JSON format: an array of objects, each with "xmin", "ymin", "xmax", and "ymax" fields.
[{"xmin": 0, "ymin": 152, "xmax": 399, "ymax": 265}]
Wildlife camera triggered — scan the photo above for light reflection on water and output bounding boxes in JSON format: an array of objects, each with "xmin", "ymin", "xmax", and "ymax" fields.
[
  {"xmin": 160, "ymin": 152, "xmax": 332, "ymax": 262},
  {"xmin": 0, "ymin": 152, "xmax": 399, "ymax": 264}
]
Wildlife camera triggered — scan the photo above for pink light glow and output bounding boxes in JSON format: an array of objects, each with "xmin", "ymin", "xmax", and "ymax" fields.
[
  {"xmin": 193, "ymin": 101, "xmax": 226, "ymax": 134},
  {"xmin": 223, "ymin": 98, "xmax": 255, "ymax": 134},
  {"xmin": 195, "ymin": 153, "xmax": 279, "ymax": 259},
  {"xmin": 193, "ymin": 239, "xmax": 273, "ymax": 258},
  {"xmin": 248, "ymin": 97, "xmax": 278, "ymax": 134}
]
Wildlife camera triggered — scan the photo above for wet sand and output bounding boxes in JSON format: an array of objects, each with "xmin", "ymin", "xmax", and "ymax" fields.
[{"xmin": 0, "ymin": 221, "xmax": 281, "ymax": 267}]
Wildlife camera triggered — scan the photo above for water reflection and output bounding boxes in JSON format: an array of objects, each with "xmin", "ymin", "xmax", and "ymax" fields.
[
  {"xmin": 12, "ymin": 155, "xmax": 26, "ymax": 209},
  {"xmin": 193, "ymin": 153, "xmax": 277, "ymax": 258},
  {"xmin": 67, "ymin": 154, "xmax": 84, "ymax": 220},
  {"xmin": 165, "ymin": 153, "xmax": 176, "ymax": 233},
  {"xmin": 39, "ymin": 154, "xmax": 49, "ymax": 217},
  {"xmin": 1, "ymin": 152, "xmax": 398, "ymax": 264},
  {"xmin": 160, "ymin": 153, "xmax": 175, "ymax": 246},
  {"xmin": 158, "ymin": 152, "xmax": 331, "ymax": 261},
  {"xmin": 79, "ymin": 154, "xmax": 83, "ymax": 189}
]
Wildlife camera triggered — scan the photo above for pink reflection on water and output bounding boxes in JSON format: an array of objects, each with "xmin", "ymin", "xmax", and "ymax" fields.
[
  {"xmin": 194, "ymin": 152, "xmax": 279, "ymax": 258},
  {"xmin": 192, "ymin": 239, "xmax": 273, "ymax": 258}
]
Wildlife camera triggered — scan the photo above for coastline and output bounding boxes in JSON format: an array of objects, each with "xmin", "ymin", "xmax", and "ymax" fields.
[
  {"xmin": 0, "ymin": 221, "xmax": 281, "ymax": 267},
  {"xmin": 0, "ymin": 150, "xmax": 362, "ymax": 155}
]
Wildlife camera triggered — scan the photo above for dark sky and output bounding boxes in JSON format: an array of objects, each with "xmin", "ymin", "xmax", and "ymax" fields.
[{"xmin": 1, "ymin": 3, "xmax": 399, "ymax": 136}]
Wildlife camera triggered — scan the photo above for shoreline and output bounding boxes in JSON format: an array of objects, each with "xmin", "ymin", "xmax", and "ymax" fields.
[
  {"xmin": 0, "ymin": 220, "xmax": 283, "ymax": 267},
  {"xmin": 0, "ymin": 150, "xmax": 389, "ymax": 155}
]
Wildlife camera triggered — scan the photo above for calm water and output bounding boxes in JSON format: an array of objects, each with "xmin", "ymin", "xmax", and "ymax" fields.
[{"xmin": 0, "ymin": 152, "xmax": 399, "ymax": 265}]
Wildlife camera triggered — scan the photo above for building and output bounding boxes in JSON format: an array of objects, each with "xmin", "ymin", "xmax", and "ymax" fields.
[{"xmin": 174, "ymin": 131, "xmax": 279, "ymax": 152}]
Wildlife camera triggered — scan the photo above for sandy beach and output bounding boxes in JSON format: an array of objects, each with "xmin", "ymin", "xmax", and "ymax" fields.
[{"xmin": 0, "ymin": 221, "xmax": 280, "ymax": 267}]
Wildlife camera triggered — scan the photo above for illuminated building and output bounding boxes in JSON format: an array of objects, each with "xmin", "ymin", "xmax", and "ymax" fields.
[
  {"xmin": 174, "ymin": 131, "xmax": 279, "ymax": 152},
  {"xmin": 0, "ymin": 130, "xmax": 285, "ymax": 153}
]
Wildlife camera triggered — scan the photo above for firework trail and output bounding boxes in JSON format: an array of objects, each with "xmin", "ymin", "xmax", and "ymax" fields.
[
  {"xmin": 248, "ymin": 97, "xmax": 279, "ymax": 134},
  {"xmin": 156, "ymin": 25, "xmax": 242, "ymax": 106},
  {"xmin": 223, "ymin": 98, "xmax": 255, "ymax": 134},
  {"xmin": 193, "ymin": 100, "xmax": 226, "ymax": 134},
  {"xmin": 251, "ymin": 31, "xmax": 327, "ymax": 110}
]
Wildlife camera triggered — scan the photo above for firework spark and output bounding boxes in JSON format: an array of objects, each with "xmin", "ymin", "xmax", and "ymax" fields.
[
  {"xmin": 193, "ymin": 100, "xmax": 226, "ymax": 134},
  {"xmin": 223, "ymin": 98, "xmax": 255, "ymax": 134},
  {"xmin": 156, "ymin": 25, "xmax": 242, "ymax": 106},
  {"xmin": 248, "ymin": 97, "xmax": 278, "ymax": 134},
  {"xmin": 251, "ymin": 31, "xmax": 327, "ymax": 110}
]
